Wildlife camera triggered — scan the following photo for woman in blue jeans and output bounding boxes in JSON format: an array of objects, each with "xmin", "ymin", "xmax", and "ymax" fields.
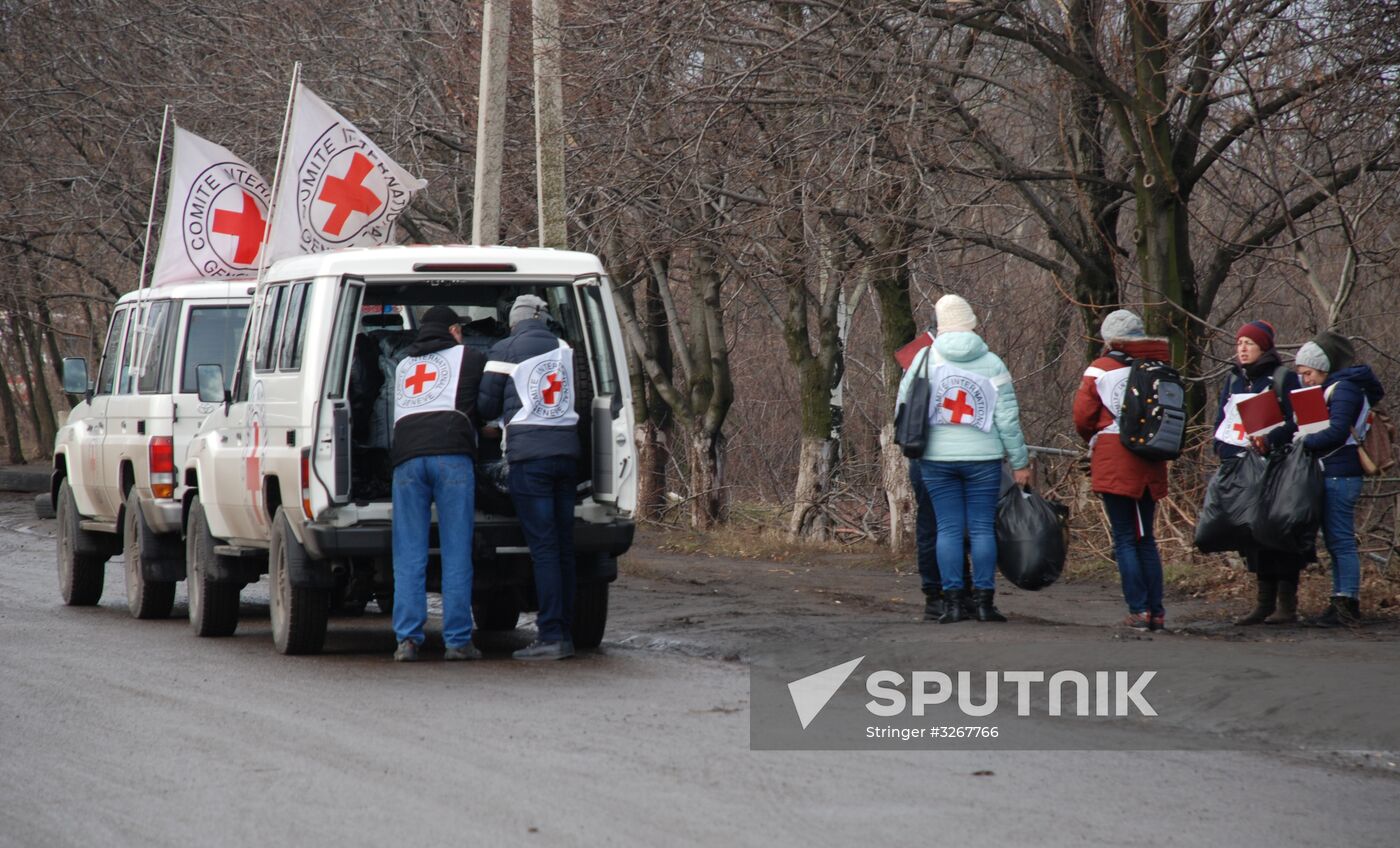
[
  {"xmin": 1294, "ymin": 332, "xmax": 1385, "ymax": 628},
  {"xmin": 896, "ymin": 295, "xmax": 1031, "ymax": 623}
]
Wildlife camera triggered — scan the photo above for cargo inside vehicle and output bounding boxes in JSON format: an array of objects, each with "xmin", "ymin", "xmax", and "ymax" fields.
[{"xmin": 327, "ymin": 277, "xmax": 620, "ymax": 513}]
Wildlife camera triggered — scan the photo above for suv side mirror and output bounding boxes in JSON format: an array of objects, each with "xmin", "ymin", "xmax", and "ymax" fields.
[
  {"xmin": 62, "ymin": 357, "xmax": 90, "ymax": 397},
  {"xmin": 195, "ymin": 364, "xmax": 228, "ymax": 405}
]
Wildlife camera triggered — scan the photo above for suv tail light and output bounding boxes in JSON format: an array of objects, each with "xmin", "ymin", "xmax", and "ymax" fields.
[
  {"xmin": 300, "ymin": 448, "xmax": 313, "ymax": 520},
  {"xmin": 148, "ymin": 436, "xmax": 175, "ymax": 499}
]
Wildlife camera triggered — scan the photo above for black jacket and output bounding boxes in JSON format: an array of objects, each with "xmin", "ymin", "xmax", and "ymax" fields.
[
  {"xmin": 1213, "ymin": 350, "xmax": 1301, "ymax": 460},
  {"xmin": 477, "ymin": 318, "xmax": 581, "ymax": 463},
  {"xmin": 390, "ymin": 324, "xmax": 486, "ymax": 467},
  {"xmin": 1304, "ymin": 364, "xmax": 1386, "ymax": 477}
]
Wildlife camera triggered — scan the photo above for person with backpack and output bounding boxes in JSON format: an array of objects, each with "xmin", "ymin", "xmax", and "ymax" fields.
[
  {"xmin": 1293, "ymin": 331, "xmax": 1386, "ymax": 628},
  {"xmin": 1213, "ymin": 320, "xmax": 1306, "ymax": 625},
  {"xmin": 1073, "ymin": 309, "xmax": 1172, "ymax": 631},
  {"xmin": 896, "ymin": 294, "xmax": 1031, "ymax": 624}
]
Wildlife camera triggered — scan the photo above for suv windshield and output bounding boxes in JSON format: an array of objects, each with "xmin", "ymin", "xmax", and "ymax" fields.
[{"xmin": 181, "ymin": 305, "xmax": 249, "ymax": 393}]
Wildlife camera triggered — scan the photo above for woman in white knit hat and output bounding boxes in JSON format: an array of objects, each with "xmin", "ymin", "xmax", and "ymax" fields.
[{"xmin": 896, "ymin": 294, "xmax": 1032, "ymax": 623}]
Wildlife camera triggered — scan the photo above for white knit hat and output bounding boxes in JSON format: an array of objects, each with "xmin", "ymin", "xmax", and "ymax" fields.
[
  {"xmin": 1294, "ymin": 341, "xmax": 1330, "ymax": 372},
  {"xmin": 1100, "ymin": 308, "xmax": 1145, "ymax": 341},
  {"xmin": 934, "ymin": 294, "xmax": 977, "ymax": 334}
]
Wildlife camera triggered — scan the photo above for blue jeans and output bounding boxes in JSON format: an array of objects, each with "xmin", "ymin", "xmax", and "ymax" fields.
[
  {"xmin": 922, "ymin": 460, "xmax": 1000, "ymax": 591},
  {"xmin": 509, "ymin": 456, "xmax": 578, "ymax": 643},
  {"xmin": 1322, "ymin": 475, "xmax": 1363, "ymax": 598},
  {"xmin": 908, "ymin": 460, "xmax": 941, "ymax": 593},
  {"xmin": 392, "ymin": 454, "xmax": 476, "ymax": 648},
  {"xmin": 1101, "ymin": 492, "xmax": 1164, "ymax": 615}
]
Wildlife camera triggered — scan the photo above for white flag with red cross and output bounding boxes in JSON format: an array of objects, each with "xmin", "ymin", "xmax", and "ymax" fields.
[
  {"xmin": 264, "ymin": 84, "xmax": 427, "ymax": 264},
  {"xmin": 150, "ymin": 127, "xmax": 271, "ymax": 286}
]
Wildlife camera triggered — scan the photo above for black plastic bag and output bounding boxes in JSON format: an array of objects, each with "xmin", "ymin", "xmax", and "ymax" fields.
[
  {"xmin": 895, "ymin": 349, "xmax": 932, "ymax": 459},
  {"xmin": 475, "ymin": 459, "xmax": 516, "ymax": 517},
  {"xmin": 996, "ymin": 486, "xmax": 1070, "ymax": 591},
  {"xmin": 1194, "ymin": 452, "xmax": 1267, "ymax": 553},
  {"xmin": 1252, "ymin": 443, "xmax": 1324, "ymax": 554}
]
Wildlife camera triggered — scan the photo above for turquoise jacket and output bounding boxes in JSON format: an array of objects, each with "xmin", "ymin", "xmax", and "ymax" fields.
[{"xmin": 896, "ymin": 331, "xmax": 1030, "ymax": 469}]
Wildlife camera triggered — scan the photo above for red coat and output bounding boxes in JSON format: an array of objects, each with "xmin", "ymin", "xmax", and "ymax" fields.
[{"xmin": 1073, "ymin": 338, "xmax": 1171, "ymax": 500}]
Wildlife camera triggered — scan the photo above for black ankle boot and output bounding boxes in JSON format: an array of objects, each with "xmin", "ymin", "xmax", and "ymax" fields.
[
  {"xmin": 922, "ymin": 589, "xmax": 945, "ymax": 621},
  {"xmin": 1306, "ymin": 596, "xmax": 1347, "ymax": 628},
  {"xmin": 938, "ymin": 590, "xmax": 968, "ymax": 623},
  {"xmin": 974, "ymin": 589, "xmax": 1007, "ymax": 622},
  {"xmin": 1340, "ymin": 596, "xmax": 1362, "ymax": 627}
]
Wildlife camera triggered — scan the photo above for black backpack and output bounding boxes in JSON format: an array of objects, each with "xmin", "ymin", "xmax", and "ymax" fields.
[{"xmin": 1109, "ymin": 351, "xmax": 1186, "ymax": 461}]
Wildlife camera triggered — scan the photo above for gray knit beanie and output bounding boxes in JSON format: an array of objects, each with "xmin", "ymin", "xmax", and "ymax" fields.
[
  {"xmin": 1294, "ymin": 341, "xmax": 1330, "ymax": 373},
  {"xmin": 1100, "ymin": 309, "xmax": 1145, "ymax": 341},
  {"xmin": 509, "ymin": 294, "xmax": 549, "ymax": 327}
]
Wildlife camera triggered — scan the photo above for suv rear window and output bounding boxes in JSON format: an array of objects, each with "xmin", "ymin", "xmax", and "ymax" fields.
[{"xmin": 181, "ymin": 305, "xmax": 249, "ymax": 393}]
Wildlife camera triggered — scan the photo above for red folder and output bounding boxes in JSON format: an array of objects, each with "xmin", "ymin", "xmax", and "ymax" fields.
[
  {"xmin": 1237, "ymin": 391, "xmax": 1285, "ymax": 436},
  {"xmin": 895, "ymin": 332, "xmax": 934, "ymax": 370},
  {"xmin": 1290, "ymin": 386, "xmax": 1329, "ymax": 435}
]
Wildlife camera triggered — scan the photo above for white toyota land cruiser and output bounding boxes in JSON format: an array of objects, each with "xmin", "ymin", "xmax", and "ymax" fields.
[
  {"xmin": 50, "ymin": 280, "xmax": 252, "ymax": 619},
  {"xmin": 182, "ymin": 245, "xmax": 637, "ymax": 654}
]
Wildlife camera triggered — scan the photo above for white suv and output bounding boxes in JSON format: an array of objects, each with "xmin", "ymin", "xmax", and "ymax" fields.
[
  {"xmin": 50, "ymin": 280, "xmax": 252, "ymax": 619},
  {"xmin": 183, "ymin": 245, "xmax": 638, "ymax": 654}
]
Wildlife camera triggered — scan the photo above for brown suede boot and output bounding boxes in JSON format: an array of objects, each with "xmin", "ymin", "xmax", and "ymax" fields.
[
  {"xmin": 1264, "ymin": 579, "xmax": 1298, "ymax": 625},
  {"xmin": 1234, "ymin": 577, "xmax": 1277, "ymax": 626}
]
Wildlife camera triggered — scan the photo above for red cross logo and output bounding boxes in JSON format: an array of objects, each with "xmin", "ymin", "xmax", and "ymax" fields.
[
  {"xmin": 244, "ymin": 420, "xmax": 262, "ymax": 517},
  {"xmin": 541, "ymin": 371, "xmax": 563, "ymax": 405},
  {"xmin": 404, "ymin": 362, "xmax": 437, "ymax": 396},
  {"xmin": 942, "ymin": 390, "xmax": 976, "ymax": 423},
  {"xmin": 318, "ymin": 152, "xmax": 382, "ymax": 236},
  {"xmin": 1232, "ymin": 422, "xmax": 1248, "ymax": 440},
  {"xmin": 212, "ymin": 190, "xmax": 267, "ymax": 264}
]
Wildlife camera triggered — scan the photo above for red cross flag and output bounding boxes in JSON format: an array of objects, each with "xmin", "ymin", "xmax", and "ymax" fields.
[
  {"xmin": 264, "ymin": 84, "xmax": 427, "ymax": 263},
  {"xmin": 150, "ymin": 128, "xmax": 271, "ymax": 286}
]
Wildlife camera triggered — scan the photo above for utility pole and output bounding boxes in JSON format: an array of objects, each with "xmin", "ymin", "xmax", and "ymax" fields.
[
  {"xmin": 532, "ymin": 0, "xmax": 567, "ymax": 249},
  {"xmin": 472, "ymin": 0, "xmax": 511, "ymax": 246}
]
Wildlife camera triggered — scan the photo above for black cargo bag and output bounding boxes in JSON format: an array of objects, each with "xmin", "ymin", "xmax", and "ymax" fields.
[
  {"xmin": 996, "ymin": 486, "xmax": 1070, "ymax": 590},
  {"xmin": 1194, "ymin": 452, "xmax": 1267, "ymax": 554},
  {"xmin": 1252, "ymin": 443, "xmax": 1324, "ymax": 554},
  {"xmin": 894, "ymin": 348, "xmax": 933, "ymax": 459}
]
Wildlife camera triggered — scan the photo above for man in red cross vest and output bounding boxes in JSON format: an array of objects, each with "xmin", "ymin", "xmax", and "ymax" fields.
[{"xmin": 390, "ymin": 306, "xmax": 487, "ymax": 662}]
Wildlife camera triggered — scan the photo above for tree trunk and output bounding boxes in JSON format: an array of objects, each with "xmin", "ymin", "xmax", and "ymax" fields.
[
  {"xmin": 789, "ymin": 435, "xmax": 838, "ymax": 539},
  {"xmin": 472, "ymin": 0, "xmax": 510, "ymax": 246},
  {"xmin": 869, "ymin": 214, "xmax": 917, "ymax": 550},
  {"xmin": 7, "ymin": 314, "xmax": 44, "ymax": 449},
  {"xmin": 688, "ymin": 430, "xmax": 725, "ymax": 530},
  {"xmin": 879, "ymin": 422, "xmax": 915, "ymax": 552},
  {"xmin": 0, "ymin": 351, "xmax": 25, "ymax": 464},
  {"xmin": 20, "ymin": 314, "xmax": 58, "ymax": 451},
  {"xmin": 634, "ymin": 418, "xmax": 668, "ymax": 521},
  {"xmin": 531, "ymin": 0, "xmax": 567, "ymax": 249}
]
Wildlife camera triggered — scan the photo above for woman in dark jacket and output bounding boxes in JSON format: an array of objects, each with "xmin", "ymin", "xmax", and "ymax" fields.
[
  {"xmin": 1212, "ymin": 320, "xmax": 1305, "ymax": 625},
  {"xmin": 1294, "ymin": 331, "xmax": 1386, "ymax": 627}
]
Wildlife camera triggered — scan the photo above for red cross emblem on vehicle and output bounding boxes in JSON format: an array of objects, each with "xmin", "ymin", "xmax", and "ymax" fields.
[
  {"xmin": 319, "ymin": 152, "xmax": 382, "ymax": 236},
  {"xmin": 212, "ymin": 190, "xmax": 267, "ymax": 264},
  {"xmin": 404, "ymin": 362, "xmax": 437, "ymax": 396},
  {"xmin": 541, "ymin": 371, "xmax": 563, "ymax": 405},
  {"xmin": 942, "ymin": 390, "xmax": 976, "ymax": 423}
]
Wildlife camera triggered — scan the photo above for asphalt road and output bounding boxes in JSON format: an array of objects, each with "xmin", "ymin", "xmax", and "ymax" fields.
[{"xmin": 2, "ymin": 495, "xmax": 1397, "ymax": 847}]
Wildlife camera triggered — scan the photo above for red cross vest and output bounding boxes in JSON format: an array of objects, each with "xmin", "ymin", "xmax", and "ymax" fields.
[
  {"xmin": 507, "ymin": 341, "xmax": 579, "ymax": 430},
  {"xmin": 1213, "ymin": 392, "xmax": 1257, "ymax": 447},
  {"xmin": 924, "ymin": 352, "xmax": 998, "ymax": 433},
  {"xmin": 393, "ymin": 346, "xmax": 466, "ymax": 424}
]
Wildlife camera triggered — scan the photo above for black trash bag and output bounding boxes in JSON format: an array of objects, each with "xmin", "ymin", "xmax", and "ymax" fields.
[
  {"xmin": 996, "ymin": 486, "xmax": 1070, "ymax": 591},
  {"xmin": 1194, "ymin": 452, "xmax": 1267, "ymax": 554},
  {"xmin": 1252, "ymin": 443, "xmax": 1324, "ymax": 554},
  {"xmin": 476, "ymin": 458, "xmax": 515, "ymax": 517}
]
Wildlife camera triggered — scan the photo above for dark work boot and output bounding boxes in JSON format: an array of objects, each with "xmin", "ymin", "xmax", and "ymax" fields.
[
  {"xmin": 1264, "ymin": 580, "xmax": 1297, "ymax": 625},
  {"xmin": 1234, "ymin": 577, "xmax": 1277, "ymax": 626},
  {"xmin": 1340, "ymin": 596, "xmax": 1362, "ymax": 628},
  {"xmin": 922, "ymin": 589, "xmax": 945, "ymax": 621},
  {"xmin": 1305, "ymin": 596, "xmax": 1347, "ymax": 629},
  {"xmin": 973, "ymin": 589, "xmax": 1007, "ymax": 623},
  {"xmin": 938, "ymin": 590, "xmax": 968, "ymax": 624}
]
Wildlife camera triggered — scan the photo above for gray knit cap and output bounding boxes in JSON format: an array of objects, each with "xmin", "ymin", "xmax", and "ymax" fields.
[
  {"xmin": 1294, "ymin": 341, "xmax": 1330, "ymax": 373},
  {"xmin": 509, "ymin": 294, "xmax": 549, "ymax": 327},
  {"xmin": 1100, "ymin": 309, "xmax": 1145, "ymax": 341}
]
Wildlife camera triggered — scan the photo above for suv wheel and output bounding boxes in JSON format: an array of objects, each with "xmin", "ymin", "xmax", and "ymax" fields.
[
  {"xmin": 123, "ymin": 491, "xmax": 177, "ymax": 619},
  {"xmin": 572, "ymin": 581, "xmax": 609, "ymax": 650},
  {"xmin": 268, "ymin": 508, "xmax": 329, "ymax": 655},
  {"xmin": 186, "ymin": 496, "xmax": 241, "ymax": 637},
  {"xmin": 57, "ymin": 479, "xmax": 107, "ymax": 606},
  {"xmin": 473, "ymin": 589, "xmax": 521, "ymax": 631}
]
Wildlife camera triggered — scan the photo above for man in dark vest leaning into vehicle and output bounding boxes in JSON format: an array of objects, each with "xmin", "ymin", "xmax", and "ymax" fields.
[
  {"xmin": 391, "ymin": 305, "xmax": 487, "ymax": 662},
  {"xmin": 478, "ymin": 294, "xmax": 582, "ymax": 660}
]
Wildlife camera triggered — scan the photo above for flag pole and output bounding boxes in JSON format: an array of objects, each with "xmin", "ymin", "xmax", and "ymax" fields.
[
  {"xmin": 256, "ymin": 61, "xmax": 302, "ymax": 290},
  {"xmin": 130, "ymin": 104, "xmax": 171, "ymax": 389}
]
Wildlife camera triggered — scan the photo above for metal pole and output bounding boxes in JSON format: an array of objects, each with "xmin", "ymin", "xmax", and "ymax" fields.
[
  {"xmin": 473, "ymin": 0, "xmax": 511, "ymax": 246},
  {"xmin": 257, "ymin": 61, "xmax": 302, "ymax": 289},
  {"xmin": 129, "ymin": 105, "xmax": 171, "ymax": 389}
]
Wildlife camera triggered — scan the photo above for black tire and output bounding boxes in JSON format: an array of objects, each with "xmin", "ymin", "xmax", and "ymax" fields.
[
  {"xmin": 56, "ymin": 479, "xmax": 106, "ymax": 606},
  {"xmin": 473, "ymin": 589, "xmax": 521, "ymax": 631},
  {"xmin": 375, "ymin": 591, "xmax": 394, "ymax": 615},
  {"xmin": 186, "ymin": 497, "xmax": 241, "ymax": 637},
  {"xmin": 571, "ymin": 581, "xmax": 609, "ymax": 650},
  {"xmin": 34, "ymin": 493, "xmax": 55, "ymax": 520},
  {"xmin": 123, "ymin": 490, "xmax": 176, "ymax": 620},
  {"xmin": 269, "ymin": 508, "xmax": 329, "ymax": 655}
]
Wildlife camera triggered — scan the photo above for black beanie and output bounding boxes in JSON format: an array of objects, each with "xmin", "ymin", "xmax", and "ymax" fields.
[{"xmin": 421, "ymin": 305, "xmax": 460, "ymax": 328}]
